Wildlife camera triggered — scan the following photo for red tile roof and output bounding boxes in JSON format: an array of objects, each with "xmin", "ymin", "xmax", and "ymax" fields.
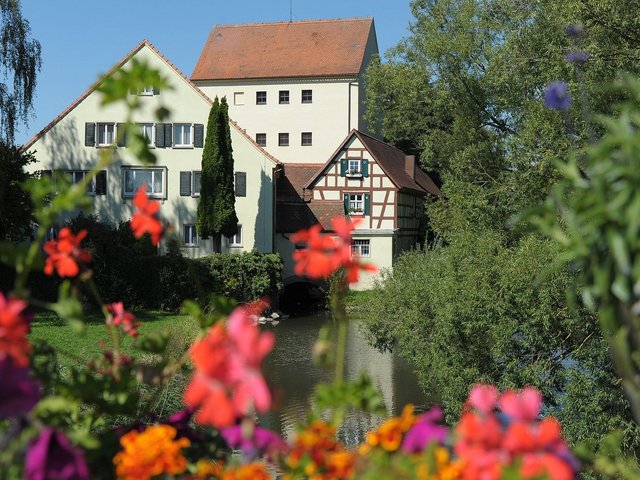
[
  {"xmin": 278, "ymin": 163, "xmax": 324, "ymax": 201},
  {"xmin": 22, "ymin": 39, "xmax": 213, "ymax": 152},
  {"xmin": 191, "ymin": 18, "xmax": 375, "ymax": 81}
]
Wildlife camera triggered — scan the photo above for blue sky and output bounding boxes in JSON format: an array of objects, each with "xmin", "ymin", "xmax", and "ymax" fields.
[{"xmin": 16, "ymin": 1, "xmax": 414, "ymax": 145}]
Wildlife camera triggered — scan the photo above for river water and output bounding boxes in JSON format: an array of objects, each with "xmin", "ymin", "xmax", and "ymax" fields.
[{"xmin": 259, "ymin": 312, "xmax": 430, "ymax": 446}]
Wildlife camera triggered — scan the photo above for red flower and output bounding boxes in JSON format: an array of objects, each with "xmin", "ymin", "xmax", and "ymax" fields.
[
  {"xmin": 291, "ymin": 216, "xmax": 377, "ymax": 283},
  {"xmin": 130, "ymin": 185, "xmax": 164, "ymax": 246},
  {"xmin": 43, "ymin": 228, "xmax": 92, "ymax": 278},
  {"xmin": 105, "ymin": 302, "xmax": 140, "ymax": 337},
  {"xmin": 184, "ymin": 301, "xmax": 274, "ymax": 428},
  {"xmin": 0, "ymin": 293, "xmax": 31, "ymax": 367}
]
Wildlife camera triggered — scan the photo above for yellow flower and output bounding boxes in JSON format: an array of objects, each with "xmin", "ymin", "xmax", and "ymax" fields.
[
  {"xmin": 222, "ymin": 462, "xmax": 271, "ymax": 480},
  {"xmin": 196, "ymin": 458, "xmax": 224, "ymax": 478},
  {"xmin": 113, "ymin": 424, "xmax": 190, "ymax": 480}
]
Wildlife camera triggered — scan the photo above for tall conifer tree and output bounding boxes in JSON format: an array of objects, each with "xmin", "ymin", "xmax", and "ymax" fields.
[{"xmin": 196, "ymin": 96, "xmax": 238, "ymax": 246}]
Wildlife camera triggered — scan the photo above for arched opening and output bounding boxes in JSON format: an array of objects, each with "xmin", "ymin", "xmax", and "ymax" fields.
[{"xmin": 279, "ymin": 278, "xmax": 327, "ymax": 316}]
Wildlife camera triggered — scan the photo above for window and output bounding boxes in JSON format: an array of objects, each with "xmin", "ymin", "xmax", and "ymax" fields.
[
  {"xmin": 123, "ymin": 168, "xmax": 165, "ymax": 198},
  {"xmin": 193, "ymin": 172, "xmax": 201, "ymax": 196},
  {"xmin": 234, "ymin": 92, "xmax": 245, "ymax": 105},
  {"xmin": 66, "ymin": 170, "xmax": 95, "ymax": 195},
  {"xmin": 180, "ymin": 171, "xmax": 201, "ymax": 197},
  {"xmin": 352, "ymin": 239, "xmax": 370, "ymax": 257},
  {"xmin": 256, "ymin": 91, "xmax": 267, "ymax": 105},
  {"xmin": 139, "ymin": 85, "xmax": 155, "ymax": 95},
  {"xmin": 183, "ymin": 224, "xmax": 199, "ymax": 247},
  {"xmin": 235, "ymin": 172, "xmax": 246, "ymax": 197},
  {"xmin": 256, "ymin": 133, "xmax": 267, "ymax": 147},
  {"xmin": 348, "ymin": 193, "xmax": 364, "ymax": 213},
  {"xmin": 278, "ymin": 133, "xmax": 289, "ymax": 146},
  {"xmin": 173, "ymin": 123, "xmax": 191, "ymax": 147},
  {"xmin": 279, "ymin": 90, "xmax": 289, "ymax": 104},
  {"xmin": 301, "ymin": 132, "xmax": 313, "ymax": 146},
  {"xmin": 302, "ymin": 90, "xmax": 313, "ymax": 103},
  {"xmin": 97, "ymin": 123, "xmax": 115, "ymax": 146},
  {"xmin": 226, "ymin": 225, "xmax": 242, "ymax": 247},
  {"xmin": 348, "ymin": 159, "xmax": 362, "ymax": 176},
  {"xmin": 139, "ymin": 124, "xmax": 154, "ymax": 145}
]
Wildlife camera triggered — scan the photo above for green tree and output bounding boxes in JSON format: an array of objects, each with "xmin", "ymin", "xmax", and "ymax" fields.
[
  {"xmin": 196, "ymin": 96, "xmax": 238, "ymax": 245},
  {"xmin": 0, "ymin": 142, "xmax": 34, "ymax": 240},
  {"xmin": 0, "ymin": 0, "xmax": 42, "ymax": 144}
]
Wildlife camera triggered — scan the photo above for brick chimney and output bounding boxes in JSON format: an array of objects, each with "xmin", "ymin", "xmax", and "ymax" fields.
[{"xmin": 405, "ymin": 155, "xmax": 416, "ymax": 179}]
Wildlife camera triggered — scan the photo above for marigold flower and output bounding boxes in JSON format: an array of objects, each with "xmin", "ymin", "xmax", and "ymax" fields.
[
  {"xmin": 105, "ymin": 302, "xmax": 140, "ymax": 337},
  {"xmin": 291, "ymin": 217, "xmax": 377, "ymax": 283},
  {"xmin": 184, "ymin": 301, "xmax": 274, "ymax": 428},
  {"xmin": 0, "ymin": 292, "xmax": 31, "ymax": 367},
  {"xmin": 221, "ymin": 462, "xmax": 271, "ymax": 480},
  {"xmin": 43, "ymin": 227, "xmax": 92, "ymax": 278},
  {"xmin": 130, "ymin": 185, "xmax": 164, "ymax": 245},
  {"xmin": 113, "ymin": 424, "xmax": 190, "ymax": 480}
]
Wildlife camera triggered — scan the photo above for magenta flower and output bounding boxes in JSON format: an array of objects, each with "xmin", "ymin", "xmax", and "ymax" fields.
[
  {"xmin": 222, "ymin": 423, "xmax": 287, "ymax": 461},
  {"xmin": 0, "ymin": 357, "xmax": 39, "ymax": 419},
  {"xmin": 24, "ymin": 428, "xmax": 89, "ymax": 480},
  {"xmin": 401, "ymin": 407, "xmax": 449, "ymax": 454}
]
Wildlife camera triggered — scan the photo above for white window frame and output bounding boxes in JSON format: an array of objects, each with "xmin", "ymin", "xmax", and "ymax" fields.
[
  {"xmin": 192, "ymin": 171, "xmax": 201, "ymax": 197},
  {"xmin": 122, "ymin": 167, "xmax": 166, "ymax": 199},
  {"xmin": 256, "ymin": 133, "xmax": 267, "ymax": 147},
  {"xmin": 352, "ymin": 239, "xmax": 370, "ymax": 257},
  {"xmin": 279, "ymin": 90, "xmax": 290, "ymax": 104},
  {"xmin": 302, "ymin": 89, "xmax": 313, "ymax": 103},
  {"xmin": 138, "ymin": 85, "xmax": 155, "ymax": 96},
  {"xmin": 278, "ymin": 133, "xmax": 289, "ymax": 147},
  {"xmin": 173, "ymin": 123, "xmax": 192, "ymax": 147},
  {"xmin": 97, "ymin": 123, "xmax": 116, "ymax": 146},
  {"xmin": 348, "ymin": 193, "xmax": 364, "ymax": 214},
  {"xmin": 347, "ymin": 159, "xmax": 363, "ymax": 177},
  {"xmin": 226, "ymin": 225, "xmax": 243, "ymax": 247},
  {"xmin": 301, "ymin": 132, "xmax": 312, "ymax": 146},
  {"xmin": 183, "ymin": 224, "xmax": 199, "ymax": 247},
  {"xmin": 256, "ymin": 91, "xmax": 267, "ymax": 105},
  {"xmin": 66, "ymin": 170, "xmax": 96, "ymax": 195},
  {"xmin": 234, "ymin": 92, "xmax": 245, "ymax": 105},
  {"xmin": 139, "ymin": 123, "xmax": 154, "ymax": 146}
]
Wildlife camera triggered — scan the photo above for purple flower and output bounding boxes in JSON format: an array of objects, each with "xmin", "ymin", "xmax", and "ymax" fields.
[
  {"xmin": 565, "ymin": 51, "xmax": 589, "ymax": 64},
  {"xmin": 401, "ymin": 407, "xmax": 449, "ymax": 454},
  {"xmin": 544, "ymin": 81, "xmax": 572, "ymax": 110},
  {"xmin": 24, "ymin": 428, "xmax": 89, "ymax": 480},
  {"xmin": 566, "ymin": 24, "xmax": 583, "ymax": 38},
  {"xmin": 0, "ymin": 357, "xmax": 39, "ymax": 419},
  {"xmin": 222, "ymin": 424, "xmax": 287, "ymax": 461}
]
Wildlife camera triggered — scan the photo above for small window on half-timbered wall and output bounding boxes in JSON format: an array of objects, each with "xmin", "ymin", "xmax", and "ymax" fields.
[
  {"xmin": 340, "ymin": 158, "xmax": 369, "ymax": 178},
  {"xmin": 344, "ymin": 193, "xmax": 370, "ymax": 215}
]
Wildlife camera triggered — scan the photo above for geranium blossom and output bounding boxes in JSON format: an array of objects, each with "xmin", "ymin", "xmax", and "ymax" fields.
[
  {"xmin": 130, "ymin": 185, "xmax": 164, "ymax": 245},
  {"xmin": 113, "ymin": 425, "xmax": 190, "ymax": 480},
  {"xmin": 291, "ymin": 216, "xmax": 377, "ymax": 283},
  {"xmin": 105, "ymin": 302, "xmax": 140, "ymax": 337},
  {"xmin": 0, "ymin": 292, "xmax": 31, "ymax": 367},
  {"xmin": 184, "ymin": 301, "xmax": 274, "ymax": 428},
  {"xmin": 25, "ymin": 428, "xmax": 89, "ymax": 480},
  {"xmin": 43, "ymin": 227, "xmax": 92, "ymax": 278},
  {"xmin": 401, "ymin": 407, "xmax": 449, "ymax": 454}
]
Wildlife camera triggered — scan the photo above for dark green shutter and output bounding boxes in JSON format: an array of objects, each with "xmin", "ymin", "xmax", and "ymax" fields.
[
  {"xmin": 235, "ymin": 172, "xmax": 247, "ymax": 197},
  {"xmin": 165, "ymin": 124, "xmax": 173, "ymax": 147},
  {"xmin": 95, "ymin": 170, "xmax": 107, "ymax": 195},
  {"xmin": 364, "ymin": 193, "xmax": 371, "ymax": 215},
  {"xmin": 194, "ymin": 124, "xmax": 204, "ymax": 148},
  {"xmin": 344, "ymin": 193, "xmax": 349, "ymax": 213},
  {"xmin": 362, "ymin": 159, "xmax": 369, "ymax": 177},
  {"xmin": 117, "ymin": 123, "xmax": 127, "ymax": 147},
  {"xmin": 155, "ymin": 123, "xmax": 165, "ymax": 147},
  {"xmin": 180, "ymin": 171, "xmax": 192, "ymax": 196},
  {"xmin": 340, "ymin": 159, "xmax": 347, "ymax": 177},
  {"xmin": 85, "ymin": 123, "xmax": 96, "ymax": 146},
  {"xmin": 153, "ymin": 86, "xmax": 160, "ymax": 95}
]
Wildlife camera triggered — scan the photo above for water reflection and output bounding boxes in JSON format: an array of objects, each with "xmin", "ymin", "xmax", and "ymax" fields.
[{"xmin": 260, "ymin": 312, "xmax": 430, "ymax": 446}]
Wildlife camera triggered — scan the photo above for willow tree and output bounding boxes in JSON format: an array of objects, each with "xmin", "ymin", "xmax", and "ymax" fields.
[
  {"xmin": 196, "ymin": 96, "xmax": 238, "ymax": 246},
  {"xmin": 0, "ymin": 0, "xmax": 41, "ymax": 145}
]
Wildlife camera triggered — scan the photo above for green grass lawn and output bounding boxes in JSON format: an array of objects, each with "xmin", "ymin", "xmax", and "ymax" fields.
[{"xmin": 30, "ymin": 310, "xmax": 199, "ymax": 367}]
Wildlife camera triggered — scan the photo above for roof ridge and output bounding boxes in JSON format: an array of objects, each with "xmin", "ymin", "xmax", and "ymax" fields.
[
  {"xmin": 22, "ymin": 39, "xmax": 212, "ymax": 151},
  {"xmin": 211, "ymin": 17, "xmax": 373, "ymax": 29}
]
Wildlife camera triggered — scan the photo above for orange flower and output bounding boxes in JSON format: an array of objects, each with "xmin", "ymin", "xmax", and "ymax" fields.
[
  {"xmin": 325, "ymin": 451, "xmax": 356, "ymax": 479},
  {"xmin": 113, "ymin": 425, "xmax": 189, "ymax": 480},
  {"xmin": 0, "ymin": 293, "xmax": 31, "ymax": 367},
  {"xmin": 360, "ymin": 404, "xmax": 416, "ymax": 453},
  {"xmin": 222, "ymin": 462, "xmax": 271, "ymax": 480},
  {"xmin": 130, "ymin": 185, "xmax": 164, "ymax": 245},
  {"xmin": 291, "ymin": 217, "xmax": 376, "ymax": 284},
  {"xmin": 43, "ymin": 228, "xmax": 92, "ymax": 278},
  {"xmin": 195, "ymin": 458, "xmax": 224, "ymax": 479}
]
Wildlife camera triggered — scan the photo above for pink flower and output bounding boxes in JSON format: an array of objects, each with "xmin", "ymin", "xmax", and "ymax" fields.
[
  {"xmin": 104, "ymin": 302, "xmax": 140, "ymax": 337},
  {"xmin": 24, "ymin": 428, "xmax": 89, "ymax": 480},
  {"xmin": 469, "ymin": 384, "xmax": 499, "ymax": 415},
  {"xmin": 222, "ymin": 423, "xmax": 287, "ymax": 461},
  {"xmin": 401, "ymin": 407, "xmax": 449, "ymax": 453},
  {"xmin": 499, "ymin": 387, "xmax": 542, "ymax": 422}
]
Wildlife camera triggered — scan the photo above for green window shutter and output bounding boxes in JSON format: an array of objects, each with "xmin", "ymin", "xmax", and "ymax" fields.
[
  {"xmin": 117, "ymin": 123, "xmax": 127, "ymax": 147},
  {"xmin": 364, "ymin": 193, "xmax": 371, "ymax": 215},
  {"xmin": 340, "ymin": 159, "xmax": 347, "ymax": 177},
  {"xmin": 84, "ymin": 123, "xmax": 96, "ymax": 146},
  {"xmin": 180, "ymin": 171, "xmax": 192, "ymax": 196},
  {"xmin": 344, "ymin": 193, "xmax": 349, "ymax": 213},
  {"xmin": 155, "ymin": 123, "xmax": 165, "ymax": 148},
  {"xmin": 362, "ymin": 159, "xmax": 369, "ymax": 177},
  {"xmin": 95, "ymin": 170, "xmax": 107, "ymax": 195},
  {"xmin": 153, "ymin": 86, "xmax": 160, "ymax": 95},
  {"xmin": 235, "ymin": 172, "xmax": 247, "ymax": 197},
  {"xmin": 165, "ymin": 124, "xmax": 173, "ymax": 147},
  {"xmin": 193, "ymin": 124, "xmax": 204, "ymax": 148}
]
